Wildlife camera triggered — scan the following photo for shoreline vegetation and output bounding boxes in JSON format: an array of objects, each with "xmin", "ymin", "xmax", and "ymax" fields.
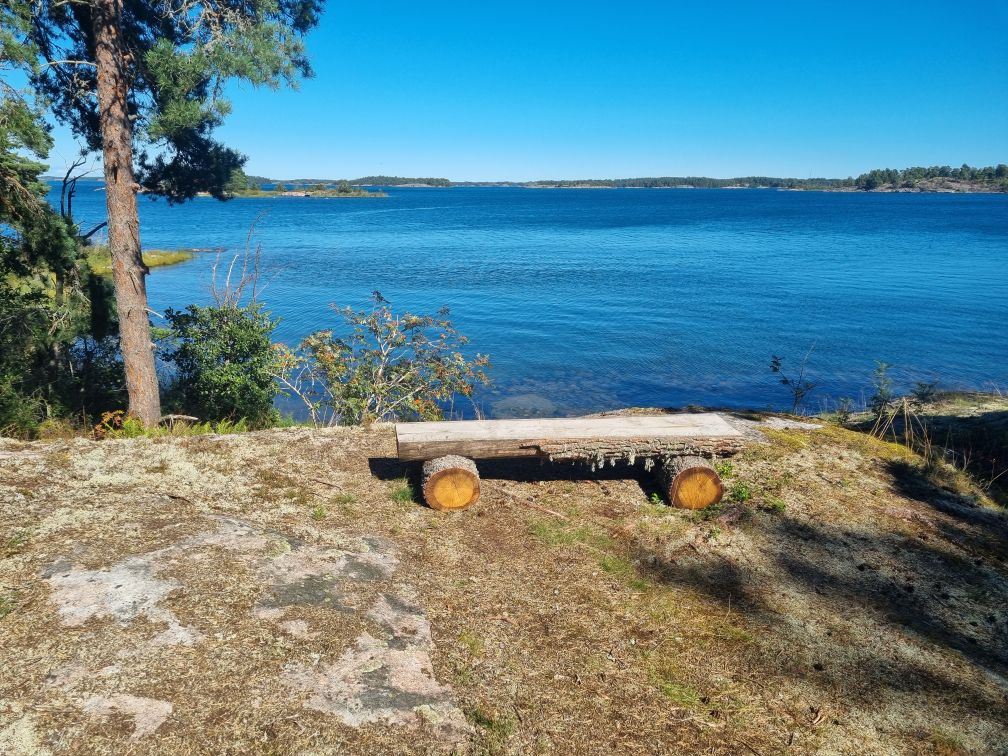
[
  {"xmin": 52, "ymin": 163, "xmax": 1008, "ymax": 193},
  {"xmin": 231, "ymin": 164, "xmax": 1008, "ymax": 193},
  {"xmin": 217, "ymin": 171, "xmax": 387, "ymax": 198},
  {"xmin": 84, "ymin": 245, "xmax": 196, "ymax": 275}
]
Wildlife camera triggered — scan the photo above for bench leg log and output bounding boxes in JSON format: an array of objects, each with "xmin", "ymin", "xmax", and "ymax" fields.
[
  {"xmin": 422, "ymin": 455, "xmax": 481, "ymax": 511},
  {"xmin": 657, "ymin": 455, "xmax": 724, "ymax": 510}
]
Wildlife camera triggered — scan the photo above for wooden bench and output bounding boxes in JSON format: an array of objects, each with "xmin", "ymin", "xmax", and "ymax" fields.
[{"xmin": 395, "ymin": 414, "xmax": 745, "ymax": 512}]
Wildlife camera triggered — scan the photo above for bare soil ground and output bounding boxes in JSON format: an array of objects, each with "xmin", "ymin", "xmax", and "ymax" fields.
[{"xmin": 1, "ymin": 413, "xmax": 1006, "ymax": 755}]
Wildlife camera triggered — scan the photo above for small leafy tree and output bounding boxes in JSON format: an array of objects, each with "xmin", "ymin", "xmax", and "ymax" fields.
[
  {"xmin": 160, "ymin": 304, "xmax": 279, "ymax": 427},
  {"xmin": 835, "ymin": 397, "xmax": 854, "ymax": 425},
  {"xmin": 869, "ymin": 362, "xmax": 894, "ymax": 418},
  {"xmin": 159, "ymin": 230, "xmax": 278, "ymax": 426},
  {"xmin": 275, "ymin": 293, "xmax": 490, "ymax": 426},
  {"xmin": 910, "ymin": 380, "xmax": 938, "ymax": 405},
  {"xmin": 770, "ymin": 347, "xmax": 817, "ymax": 414}
]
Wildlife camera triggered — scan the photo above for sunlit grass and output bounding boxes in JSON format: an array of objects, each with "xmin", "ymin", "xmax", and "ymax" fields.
[{"xmin": 85, "ymin": 245, "xmax": 194, "ymax": 276}]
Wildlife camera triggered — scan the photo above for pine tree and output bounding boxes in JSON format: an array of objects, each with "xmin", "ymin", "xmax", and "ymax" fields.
[{"xmin": 8, "ymin": 0, "xmax": 323, "ymax": 424}]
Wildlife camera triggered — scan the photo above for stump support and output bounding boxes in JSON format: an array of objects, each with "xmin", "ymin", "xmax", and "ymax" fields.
[
  {"xmin": 657, "ymin": 455, "xmax": 725, "ymax": 510},
  {"xmin": 421, "ymin": 455, "xmax": 481, "ymax": 511}
]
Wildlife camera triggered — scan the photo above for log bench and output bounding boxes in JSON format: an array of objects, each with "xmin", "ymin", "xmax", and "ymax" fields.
[{"xmin": 394, "ymin": 414, "xmax": 745, "ymax": 511}]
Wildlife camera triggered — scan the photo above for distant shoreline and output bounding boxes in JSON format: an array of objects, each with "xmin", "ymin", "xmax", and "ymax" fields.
[{"xmin": 46, "ymin": 172, "xmax": 1008, "ymax": 194}]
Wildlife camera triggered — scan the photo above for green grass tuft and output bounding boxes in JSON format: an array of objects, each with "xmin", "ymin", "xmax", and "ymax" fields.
[
  {"xmin": 458, "ymin": 630, "xmax": 485, "ymax": 656},
  {"xmin": 464, "ymin": 704, "xmax": 515, "ymax": 741},
  {"xmin": 657, "ymin": 680, "xmax": 703, "ymax": 708},
  {"xmin": 528, "ymin": 519, "xmax": 613, "ymax": 549},
  {"xmin": 728, "ymin": 481, "xmax": 752, "ymax": 503},
  {"xmin": 0, "ymin": 592, "xmax": 16, "ymax": 619},
  {"xmin": 389, "ymin": 480, "xmax": 415, "ymax": 504},
  {"xmin": 763, "ymin": 497, "xmax": 787, "ymax": 513}
]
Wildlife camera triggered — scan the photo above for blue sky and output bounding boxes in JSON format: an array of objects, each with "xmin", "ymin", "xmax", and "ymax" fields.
[{"xmin": 46, "ymin": 0, "xmax": 1008, "ymax": 181}]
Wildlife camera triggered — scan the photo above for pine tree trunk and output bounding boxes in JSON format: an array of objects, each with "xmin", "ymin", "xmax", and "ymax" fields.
[{"xmin": 92, "ymin": 0, "xmax": 161, "ymax": 426}]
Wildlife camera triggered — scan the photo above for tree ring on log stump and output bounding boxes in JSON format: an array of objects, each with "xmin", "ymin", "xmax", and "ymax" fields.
[
  {"xmin": 422, "ymin": 455, "xmax": 480, "ymax": 511},
  {"xmin": 657, "ymin": 455, "xmax": 724, "ymax": 510}
]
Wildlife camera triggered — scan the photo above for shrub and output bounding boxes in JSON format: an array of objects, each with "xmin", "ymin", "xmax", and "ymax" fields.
[
  {"xmin": 160, "ymin": 304, "xmax": 279, "ymax": 427},
  {"xmin": 911, "ymin": 381, "xmax": 939, "ymax": 405},
  {"xmin": 835, "ymin": 397, "xmax": 854, "ymax": 425},
  {"xmin": 870, "ymin": 362, "xmax": 894, "ymax": 418},
  {"xmin": 275, "ymin": 292, "xmax": 490, "ymax": 425},
  {"xmin": 93, "ymin": 410, "xmax": 147, "ymax": 439},
  {"xmin": 770, "ymin": 348, "xmax": 817, "ymax": 414}
]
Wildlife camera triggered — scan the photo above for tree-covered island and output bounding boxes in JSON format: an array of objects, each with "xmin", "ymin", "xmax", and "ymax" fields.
[
  {"xmin": 224, "ymin": 164, "xmax": 1008, "ymax": 193},
  {"xmin": 221, "ymin": 170, "xmax": 387, "ymax": 198}
]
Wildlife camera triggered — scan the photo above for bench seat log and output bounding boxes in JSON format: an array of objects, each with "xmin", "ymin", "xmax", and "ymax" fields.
[{"xmin": 395, "ymin": 414, "xmax": 744, "ymax": 465}]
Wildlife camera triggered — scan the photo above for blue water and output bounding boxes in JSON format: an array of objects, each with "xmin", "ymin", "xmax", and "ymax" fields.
[{"xmin": 50, "ymin": 181, "xmax": 1008, "ymax": 417}]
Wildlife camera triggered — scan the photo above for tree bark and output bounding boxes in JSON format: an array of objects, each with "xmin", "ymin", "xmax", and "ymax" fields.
[
  {"xmin": 396, "ymin": 415, "xmax": 746, "ymax": 463},
  {"xmin": 92, "ymin": 0, "xmax": 161, "ymax": 425}
]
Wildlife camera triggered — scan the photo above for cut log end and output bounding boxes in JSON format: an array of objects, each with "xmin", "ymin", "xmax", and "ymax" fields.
[
  {"xmin": 658, "ymin": 455, "xmax": 724, "ymax": 510},
  {"xmin": 421, "ymin": 455, "xmax": 480, "ymax": 511}
]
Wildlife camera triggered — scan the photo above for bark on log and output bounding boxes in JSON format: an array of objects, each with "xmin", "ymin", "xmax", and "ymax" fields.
[
  {"xmin": 396, "ymin": 415, "xmax": 745, "ymax": 463},
  {"xmin": 657, "ymin": 455, "xmax": 724, "ymax": 510},
  {"xmin": 93, "ymin": 0, "xmax": 162, "ymax": 426},
  {"xmin": 422, "ymin": 455, "xmax": 480, "ymax": 511}
]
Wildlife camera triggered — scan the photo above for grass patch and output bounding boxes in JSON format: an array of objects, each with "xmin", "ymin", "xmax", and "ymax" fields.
[
  {"xmin": 686, "ymin": 501, "xmax": 724, "ymax": 522},
  {"xmin": 657, "ymin": 680, "xmax": 703, "ymax": 708},
  {"xmin": 0, "ymin": 593, "xmax": 16, "ymax": 619},
  {"xmin": 762, "ymin": 496, "xmax": 787, "ymax": 513},
  {"xmin": 389, "ymin": 479, "xmax": 415, "ymax": 504},
  {"xmin": 310, "ymin": 503, "xmax": 326, "ymax": 521},
  {"xmin": 3, "ymin": 530, "xmax": 30, "ymax": 558},
  {"xmin": 598, "ymin": 555, "xmax": 651, "ymax": 591},
  {"xmin": 464, "ymin": 704, "xmax": 515, "ymax": 743},
  {"xmin": 812, "ymin": 423, "xmax": 915, "ymax": 461},
  {"xmin": 728, "ymin": 481, "xmax": 752, "ymax": 503},
  {"xmin": 762, "ymin": 427, "xmax": 810, "ymax": 451},
  {"xmin": 85, "ymin": 245, "xmax": 194, "ymax": 276},
  {"xmin": 458, "ymin": 630, "xmax": 484, "ymax": 656},
  {"xmin": 94, "ymin": 411, "xmax": 250, "ymax": 439},
  {"xmin": 528, "ymin": 519, "xmax": 613, "ymax": 550},
  {"xmin": 714, "ymin": 460, "xmax": 734, "ymax": 478}
]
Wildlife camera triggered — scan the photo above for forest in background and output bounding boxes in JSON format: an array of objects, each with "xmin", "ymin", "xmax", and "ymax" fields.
[{"xmin": 183, "ymin": 163, "xmax": 1008, "ymax": 192}]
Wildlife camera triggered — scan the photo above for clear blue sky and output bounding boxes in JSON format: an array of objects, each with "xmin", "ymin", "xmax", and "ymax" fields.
[{"xmin": 46, "ymin": 0, "xmax": 1008, "ymax": 181}]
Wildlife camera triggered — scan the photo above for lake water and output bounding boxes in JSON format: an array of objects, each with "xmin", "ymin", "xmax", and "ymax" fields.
[{"xmin": 50, "ymin": 181, "xmax": 1008, "ymax": 417}]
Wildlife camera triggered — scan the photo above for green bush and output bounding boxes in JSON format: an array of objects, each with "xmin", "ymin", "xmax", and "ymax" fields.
[
  {"xmin": 275, "ymin": 293, "xmax": 490, "ymax": 425},
  {"xmin": 160, "ymin": 304, "xmax": 279, "ymax": 427},
  {"xmin": 835, "ymin": 397, "xmax": 854, "ymax": 425},
  {"xmin": 870, "ymin": 362, "xmax": 894, "ymax": 418}
]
